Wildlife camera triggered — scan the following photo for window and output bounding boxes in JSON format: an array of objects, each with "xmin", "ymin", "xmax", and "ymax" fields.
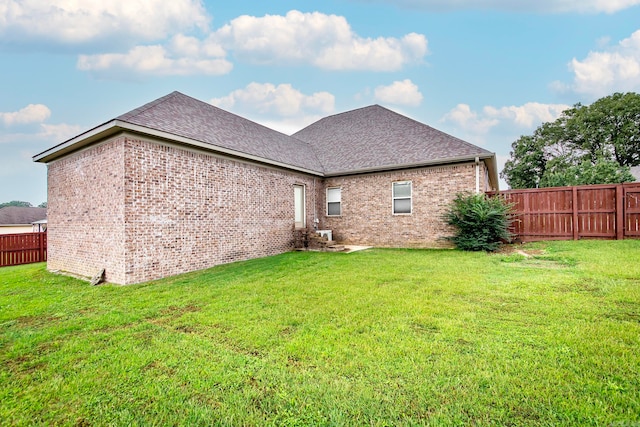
[
  {"xmin": 294, "ymin": 184, "xmax": 305, "ymax": 228},
  {"xmin": 327, "ymin": 187, "xmax": 341, "ymax": 216},
  {"xmin": 392, "ymin": 181, "xmax": 412, "ymax": 214}
]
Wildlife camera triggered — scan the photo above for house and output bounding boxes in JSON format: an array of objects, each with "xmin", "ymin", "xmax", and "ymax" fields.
[
  {"xmin": 0, "ymin": 206, "xmax": 47, "ymax": 235},
  {"xmin": 32, "ymin": 219, "xmax": 48, "ymax": 232},
  {"xmin": 33, "ymin": 91, "xmax": 498, "ymax": 284},
  {"xmin": 631, "ymin": 166, "xmax": 640, "ymax": 182}
]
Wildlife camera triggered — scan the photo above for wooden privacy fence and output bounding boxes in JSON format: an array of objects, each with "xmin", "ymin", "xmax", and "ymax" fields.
[
  {"xmin": 488, "ymin": 183, "xmax": 640, "ymax": 242},
  {"xmin": 0, "ymin": 232, "xmax": 47, "ymax": 267}
]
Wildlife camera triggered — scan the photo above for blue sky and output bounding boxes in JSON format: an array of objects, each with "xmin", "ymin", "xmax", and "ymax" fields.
[{"xmin": 2, "ymin": 0, "xmax": 640, "ymax": 205}]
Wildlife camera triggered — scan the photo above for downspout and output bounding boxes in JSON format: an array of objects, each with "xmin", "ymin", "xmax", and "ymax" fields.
[
  {"xmin": 313, "ymin": 178, "xmax": 318, "ymax": 230},
  {"xmin": 475, "ymin": 156, "xmax": 480, "ymax": 194}
]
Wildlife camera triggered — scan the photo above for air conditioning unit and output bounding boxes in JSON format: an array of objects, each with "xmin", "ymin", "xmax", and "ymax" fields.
[{"xmin": 316, "ymin": 229, "xmax": 332, "ymax": 241}]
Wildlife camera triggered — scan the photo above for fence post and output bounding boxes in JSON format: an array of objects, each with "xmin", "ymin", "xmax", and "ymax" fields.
[
  {"xmin": 572, "ymin": 187, "xmax": 579, "ymax": 240},
  {"xmin": 39, "ymin": 232, "xmax": 45, "ymax": 262},
  {"xmin": 616, "ymin": 185, "xmax": 624, "ymax": 240},
  {"xmin": 523, "ymin": 193, "xmax": 529, "ymax": 239}
]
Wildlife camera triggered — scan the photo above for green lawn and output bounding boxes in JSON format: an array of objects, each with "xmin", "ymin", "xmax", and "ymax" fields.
[{"xmin": 1, "ymin": 241, "xmax": 639, "ymax": 426}]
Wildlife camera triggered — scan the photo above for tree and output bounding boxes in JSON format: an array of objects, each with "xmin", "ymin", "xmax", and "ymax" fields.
[
  {"xmin": 0, "ymin": 201, "xmax": 33, "ymax": 209},
  {"xmin": 540, "ymin": 158, "xmax": 635, "ymax": 188},
  {"xmin": 501, "ymin": 92, "xmax": 640, "ymax": 189},
  {"xmin": 38, "ymin": 202, "xmax": 47, "ymax": 208},
  {"xmin": 501, "ymin": 135, "xmax": 547, "ymax": 189}
]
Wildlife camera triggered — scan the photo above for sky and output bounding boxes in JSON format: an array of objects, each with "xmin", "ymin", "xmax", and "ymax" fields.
[{"xmin": 2, "ymin": 0, "xmax": 640, "ymax": 205}]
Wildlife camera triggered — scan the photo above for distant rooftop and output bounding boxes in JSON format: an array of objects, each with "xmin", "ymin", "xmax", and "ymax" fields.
[{"xmin": 0, "ymin": 206, "xmax": 47, "ymax": 225}]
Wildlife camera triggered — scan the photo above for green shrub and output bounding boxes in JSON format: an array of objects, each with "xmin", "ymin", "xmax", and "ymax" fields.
[{"xmin": 445, "ymin": 192, "xmax": 513, "ymax": 252}]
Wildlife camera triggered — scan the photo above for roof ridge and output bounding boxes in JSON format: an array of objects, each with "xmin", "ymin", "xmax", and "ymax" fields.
[
  {"xmin": 116, "ymin": 91, "xmax": 184, "ymax": 122},
  {"xmin": 294, "ymin": 104, "xmax": 380, "ymax": 129}
]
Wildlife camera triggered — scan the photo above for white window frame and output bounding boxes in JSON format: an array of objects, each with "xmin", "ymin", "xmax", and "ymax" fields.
[
  {"xmin": 294, "ymin": 184, "xmax": 306, "ymax": 228},
  {"xmin": 326, "ymin": 187, "xmax": 342, "ymax": 216},
  {"xmin": 392, "ymin": 181, "xmax": 412, "ymax": 215}
]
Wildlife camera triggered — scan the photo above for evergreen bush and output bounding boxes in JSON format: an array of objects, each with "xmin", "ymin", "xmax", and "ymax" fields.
[{"xmin": 445, "ymin": 193, "xmax": 513, "ymax": 252}]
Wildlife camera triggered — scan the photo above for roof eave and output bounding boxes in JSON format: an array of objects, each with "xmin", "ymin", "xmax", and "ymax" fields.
[
  {"xmin": 33, "ymin": 120, "xmax": 324, "ymax": 177},
  {"xmin": 32, "ymin": 120, "xmax": 124, "ymax": 163},
  {"xmin": 324, "ymin": 153, "xmax": 499, "ymax": 186}
]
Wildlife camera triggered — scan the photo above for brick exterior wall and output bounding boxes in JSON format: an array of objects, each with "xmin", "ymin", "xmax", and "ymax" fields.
[
  {"xmin": 122, "ymin": 137, "xmax": 319, "ymax": 284},
  {"xmin": 47, "ymin": 138, "xmax": 127, "ymax": 283},
  {"xmin": 47, "ymin": 134, "xmax": 320, "ymax": 284},
  {"xmin": 318, "ymin": 163, "xmax": 488, "ymax": 248},
  {"xmin": 46, "ymin": 133, "xmax": 489, "ymax": 284}
]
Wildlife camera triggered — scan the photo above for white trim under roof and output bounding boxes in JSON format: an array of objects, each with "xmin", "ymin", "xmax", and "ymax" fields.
[{"xmin": 324, "ymin": 153, "xmax": 499, "ymax": 191}]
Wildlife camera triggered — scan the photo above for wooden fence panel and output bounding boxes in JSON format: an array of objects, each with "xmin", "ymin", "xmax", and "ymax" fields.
[
  {"xmin": 626, "ymin": 185, "xmax": 640, "ymax": 238},
  {"xmin": 577, "ymin": 186, "xmax": 616, "ymax": 239},
  {"xmin": 490, "ymin": 183, "xmax": 640, "ymax": 242},
  {"xmin": 0, "ymin": 232, "xmax": 47, "ymax": 267}
]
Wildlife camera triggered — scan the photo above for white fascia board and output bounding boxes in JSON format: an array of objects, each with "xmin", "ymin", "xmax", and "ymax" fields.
[
  {"xmin": 32, "ymin": 120, "xmax": 121, "ymax": 163},
  {"xmin": 324, "ymin": 153, "xmax": 497, "ymax": 178}
]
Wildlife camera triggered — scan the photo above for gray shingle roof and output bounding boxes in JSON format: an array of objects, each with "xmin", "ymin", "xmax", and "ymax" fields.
[
  {"xmin": 116, "ymin": 91, "xmax": 324, "ymax": 173},
  {"xmin": 34, "ymin": 92, "xmax": 497, "ymax": 185},
  {"xmin": 0, "ymin": 207, "xmax": 47, "ymax": 225},
  {"xmin": 292, "ymin": 105, "xmax": 493, "ymax": 175}
]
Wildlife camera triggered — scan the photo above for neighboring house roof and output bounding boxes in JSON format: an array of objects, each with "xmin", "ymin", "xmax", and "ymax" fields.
[
  {"xmin": 33, "ymin": 92, "xmax": 498, "ymax": 188},
  {"xmin": 293, "ymin": 105, "xmax": 496, "ymax": 178},
  {"xmin": 0, "ymin": 207, "xmax": 47, "ymax": 226},
  {"xmin": 631, "ymin": 166, "xmax": 640, "ymax": 182}
]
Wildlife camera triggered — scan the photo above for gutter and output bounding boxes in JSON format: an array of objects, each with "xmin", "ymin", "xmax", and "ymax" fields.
[
  {"xmin": 475, "ymin": 156, "xmax": 480, "ymax": 193},
  {"xmin": 324, "ymin": 152, "xmax": 500, "ymax": 191}
]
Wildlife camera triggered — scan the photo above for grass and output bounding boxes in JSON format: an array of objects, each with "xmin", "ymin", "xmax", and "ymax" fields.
[{"xmin": 1, "ymin": 240, "xmax": 639, "ymax": 426}]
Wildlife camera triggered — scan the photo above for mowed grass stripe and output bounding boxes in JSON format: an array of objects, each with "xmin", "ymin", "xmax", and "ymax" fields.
[{"xmin": 1, "ymin": 240, "xmax": 639, "ymax": 426}]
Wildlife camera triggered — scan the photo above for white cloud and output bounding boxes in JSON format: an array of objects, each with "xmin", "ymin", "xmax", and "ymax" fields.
[
  {"xmin": 39, "ymin": 123, "xmax": 82, "ymax": 142},
  {"xmin": 0, "ymin": 104, "xmax": 51, "ymax": 126},
  {"xmin": 442, "ymin": 104, "xmax": 499, "ymax": 135},
  {"xmin": 211, "ymin": 82, "xmax": 335, "ymax": 117},
  {"xmin": 374, "ymin": 79, "xmax": 423, "ymax": 106},
  {"xmin": 441, "ymin": 101, "xmax": 569, "ymax": 140},
  {"xmin": 555, "ymin": 30, "xmax": 640, "ymax": 97},
  {"xmin": 483, "ymin": 102, "xmax": 570, "ymax": 127},
  {"xmin": 355, "ymin": 0, "xmax": 640, "ymax": 13},
  {"xmin": 77, "ymin": 34, "xmax": 232, "ymax": 78},
  {"xmin": 210, "ymin": 82, "xmax": 336, "ymax": 134},
  {"xmin": 213, "ymin": 10, "xmax": 428, "ymax": 71},
  {"xmin": 75, "ymin": 10, "xmax": 426, "ymax": 78},
  {"xmin": 0, "ymin": 0, "xmax": 210, "ymax": 48}
]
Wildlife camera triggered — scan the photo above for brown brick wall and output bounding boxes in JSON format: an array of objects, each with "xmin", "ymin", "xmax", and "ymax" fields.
[
  {"xmin": 121, "ymin": 137, "xmax": 319, "ymax": 284},
  {"xmin": 47, "ymin": 137, "xmax": 127, "ymax": 283},
  {"xmin": 318, "ymin": 162, "xmax": 486, "ymax": 247}
]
